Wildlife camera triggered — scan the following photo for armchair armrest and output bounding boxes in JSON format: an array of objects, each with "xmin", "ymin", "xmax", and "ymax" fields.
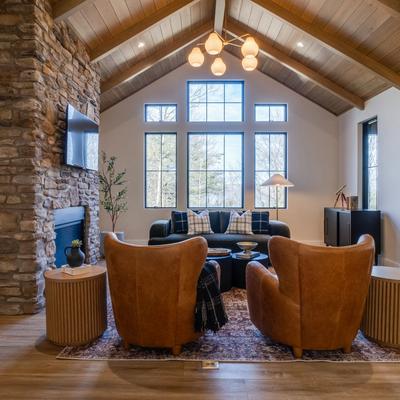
[
  {"xmin": 270, "ymin": 220, "xmax": 290, "ymax": 238},
  {"xmin": 149, "ymin": 219, "xmax": 171, "ymax": 239}
]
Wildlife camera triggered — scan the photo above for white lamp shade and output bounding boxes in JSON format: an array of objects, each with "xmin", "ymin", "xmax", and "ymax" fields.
[
  {"xmin": 205, "ymin": 32, "xmax": 223, "ymax": 55},
  {"xmin": 261, "ymin": 174, "xmax": 294, "ymax": 187},
  {"xmin": 241, "ymin": 36, "xmax": 259, "ymax": 58},
  {"xmin": 211, "ymin": 57, "xmax": 226, "ymax": 76},
  {"xmin": 242, "ymin": 55, "xmax": 257, "ymax": 71},
  {"xmin": 188, "ymin": 47, "xmax": 204, "ymax": 67}
]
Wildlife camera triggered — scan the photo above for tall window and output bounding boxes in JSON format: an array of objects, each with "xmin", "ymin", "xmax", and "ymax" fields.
[
  {"xmin": 255, "ymin": 104, "xmax": 287, "ymax": 122},
  {"xmin": 145, "ymin": 133, "xmax": 176, "ymax": 208},
  {"xmin": 362, "ymin": 118, "xmax": 378, "ymax": 209},
  {"xmin": 145, "ymin": 104, "xmax": 177, "ymax": 122},
  {"xmin": 255, "ymin": 132, "xmax": 287, "ymax": 208},
  {"xmin": 188, "ymin": 133, "xmax": 243, "ymax": 208},
  {"xmin": 187, "ymin": 81, "xmax": 244, "ymax": 122}
]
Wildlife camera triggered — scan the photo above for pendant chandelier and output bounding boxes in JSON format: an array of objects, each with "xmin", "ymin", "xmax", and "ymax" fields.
[{"xmin": 188, "ymin": 31, "xmax": 259, "ymax": 76}]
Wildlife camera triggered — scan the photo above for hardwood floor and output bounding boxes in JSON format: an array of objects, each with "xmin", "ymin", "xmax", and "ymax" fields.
[{"xmin": 1, "ymin": 312, "xmax": 400, "ymax": 399}]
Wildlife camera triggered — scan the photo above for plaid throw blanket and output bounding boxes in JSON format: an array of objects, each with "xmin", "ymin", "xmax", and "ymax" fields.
[{"xmin": 195, "ymin": 262, "xmax": 228, "ymax": 333}]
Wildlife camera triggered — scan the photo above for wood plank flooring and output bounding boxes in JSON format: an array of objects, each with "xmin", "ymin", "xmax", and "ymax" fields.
[{"xmin": 1, "ymin": 311, "xmax": 400, "ymax": 399}]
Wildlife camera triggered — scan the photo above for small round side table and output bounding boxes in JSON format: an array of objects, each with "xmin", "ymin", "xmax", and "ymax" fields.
[
  {"xmin": 232, "ymin": 253, "xmax": 269, "ymax": 289},
  {"xmin": 45, "ymin": 266, "xmax": 107, "ymax": 346},
  {"xmin": 361, "ymin": 266, "xmax": 400, "ymax": 348}
]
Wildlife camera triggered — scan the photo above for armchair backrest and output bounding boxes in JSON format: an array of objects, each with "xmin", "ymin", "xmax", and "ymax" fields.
[
  {"xmin": 104, "ymin": 233, "xmax": 208, "ymax": 348},
  {"xmin": 269, "ymin": 235, "xmax": 375, "ymax": 348}
]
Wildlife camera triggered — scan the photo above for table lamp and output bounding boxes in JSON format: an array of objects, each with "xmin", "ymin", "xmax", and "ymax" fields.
[{"xmin": 261, "ymin": 174, "xmax": 294, "ymax": 220}]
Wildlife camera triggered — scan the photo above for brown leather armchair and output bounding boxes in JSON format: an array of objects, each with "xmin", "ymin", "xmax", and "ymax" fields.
[
  {"xmin": 246, "ymin": 235, "xmax": 375, "ymax": 358},
  {"xmin": 104, "ymin": 233, "xmax": 208, "ymax": 355}
]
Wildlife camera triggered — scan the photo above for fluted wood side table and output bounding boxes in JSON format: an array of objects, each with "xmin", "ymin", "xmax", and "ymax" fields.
[
  {"xmin": 45, "ymin": 266, "xmax": 107, "ymax": 346},
  {"xmin": 361, "ymin": 266, "xmax": 400, "ymax": 348}
]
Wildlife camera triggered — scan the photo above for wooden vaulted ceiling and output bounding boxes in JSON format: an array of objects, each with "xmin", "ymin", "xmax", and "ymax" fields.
[{"xmin": 52, "ymin": 0, "xmax": 400, "ymax": 115}]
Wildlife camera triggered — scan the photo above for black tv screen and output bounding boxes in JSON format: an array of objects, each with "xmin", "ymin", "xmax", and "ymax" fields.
[{"xmin": 65, "ymin": 104, "xmax": 99, "ymax": 170}]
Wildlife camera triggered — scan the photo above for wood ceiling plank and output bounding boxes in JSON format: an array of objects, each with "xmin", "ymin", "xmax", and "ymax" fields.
[
  {"xmin": 225, "ymin": 18, "xmax": 365, "ymax": 109},
  {"xmin": 53, "ymin": 0, "xmax": 93, "ymax": 22},
  {"xmin": 101, "ymin": 21, "xmax": 213, "ymax": 93},
  {"xmin": 375, "ymin": 0, "xmax": 400, "ymax": 18},
  {"xmin": 250, "ymin": 0, "xmax": 400, "ymax": 89},
  {"xmin": 90, "ymin": 0, "xmax": 200, "ymax": 63},
  {"xmin": 214, "ymin": 0, "xmax": 226, "ymax": 34}
]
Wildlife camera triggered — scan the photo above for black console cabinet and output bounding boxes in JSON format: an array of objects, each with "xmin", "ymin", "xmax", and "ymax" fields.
[{"xmin": 324, "ymin": 208, "xmax": 381, "ymax": 255}]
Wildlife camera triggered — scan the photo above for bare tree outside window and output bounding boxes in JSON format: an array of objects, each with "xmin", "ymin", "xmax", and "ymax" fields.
[
  {"xmin": 188, "ymin": 133, "xmax": 243, "ymax": 208},
  {"xmin": 145, "ymin": 104, "xmax": 177, "ymax": 122},
  {"xmin": 145, "ymin": 133, "xmax": 176, "ymax": 208},
  {"xmin": 255, "ymin": 133, "xmax": 287, "ymax": 208},
  {"xmin": 188, "ymin": 81, "xmax": 243, "ymax": 122}
]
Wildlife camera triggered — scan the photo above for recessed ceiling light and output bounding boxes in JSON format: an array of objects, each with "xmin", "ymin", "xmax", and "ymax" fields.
[
  {"xmin": 138, "ymin": 42, "xmax": 145, "ymax": 48},
  {"xmin": 297, "ymin": 41, "xmax": 304, "ymax": 48}
]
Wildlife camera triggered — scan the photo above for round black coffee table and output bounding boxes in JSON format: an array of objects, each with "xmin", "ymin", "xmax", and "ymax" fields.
[
  {"xmin": 206, "ymin": 254, "xmax": 233, "ymax": 292},
  {"xmin": 231, "ymin": 253, "xmax": 269, "ymax": 289}
]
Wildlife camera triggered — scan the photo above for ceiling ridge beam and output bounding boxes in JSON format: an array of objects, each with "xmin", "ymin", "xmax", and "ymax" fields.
[
  {"xmin": 101, "ymin": 21, "xmax": 213, "ymax": 94},
  {"xmin": 225, "ymin": 18, "xmax": 365, "ymax": 110},
  {"xmin": 53, "ymin": 0, "xmax": 93, "ymax": 22},
  {"xmin": 90, "ymin": 0, "xmax": 200, "ymax": 63},
  {"xmin": 214, "ymin": 0, "xmax": 226, "ymax": 34},
  {"xmin": 250, "ymin": 0, "xmax": 400, "ymax": 89}
]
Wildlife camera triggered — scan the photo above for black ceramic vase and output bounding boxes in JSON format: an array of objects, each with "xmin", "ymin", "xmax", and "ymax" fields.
[{"xmin": 64, "ymin": 246, "xmax": 85, "ymax": 267}]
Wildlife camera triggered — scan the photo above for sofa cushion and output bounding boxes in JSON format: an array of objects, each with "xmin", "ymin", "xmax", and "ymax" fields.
[
  {"xmin": 171, "ymin": 211, "xmax": 188, "ymax": 234},
  {"xmin": 220, "ymin": 211, "xmax": 233, "ymax": 233},
  {"xmin": 148, "ymin": 233, "xmax": 270, "ymax": 254},
  {"xmin": 225, "ymin": 210, "xmax": 253, "ymax": 234},
  {"xmin": 187, "ymin": 209, "xmax": 213, "ymax": 235},
  {"xmin": 251, "ymin": 211, "xmax": 270, "ymax": 234},
  {"xmin": 208, "ymin": 211, "xmax": 221, "ymax": 233}
]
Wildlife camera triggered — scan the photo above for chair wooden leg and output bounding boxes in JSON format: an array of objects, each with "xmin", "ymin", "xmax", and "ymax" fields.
[
  {"xmin": 292, "ymin": 347, "xmax": 303, "ymax": 358},
  {"xmin": 343, "ymin": 344, "xmax": 352, "ymax": 354},
  {"xmin": 172, "ymin": 345, "xmax": 182, "ymax": 355}
]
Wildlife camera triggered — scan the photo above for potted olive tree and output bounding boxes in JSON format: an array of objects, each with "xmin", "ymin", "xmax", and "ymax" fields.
[{"xmin": 99, "ymin": 151, "xmax": 128, "ymax": 257}]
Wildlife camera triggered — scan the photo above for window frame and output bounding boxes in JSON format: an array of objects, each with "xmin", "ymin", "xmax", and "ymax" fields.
[
  {"xmin": 144, "ymin": 132, "xmax": 177, "ymax": 209},
  {"xmin": 362, "ymin": 118, "xmax": 378, "ymax": 210},
  {"xmin": 254, "ymin": 132, "xmax": 288, "ymax": 209},
  {"xmin": 186, "ymin": 80, "xmax": 245, "ymax": 122},
  {"xmin": 187, "ymin": 132, "xmax": 244, "ymax": 209},
  {"xmin": 144, "ymin": 103, "xmax": 177, "ymax": 122},
  {"xmin": 254, "ymin": 103, "xmax": 288, "ymax": 122}
]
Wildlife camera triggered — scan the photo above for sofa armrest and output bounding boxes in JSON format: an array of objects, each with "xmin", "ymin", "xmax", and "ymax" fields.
[
  {"xmin": 270, "ymin": 220, "xmax": 290, "ymax": 238},
  {"xmin": 149, "ymin": 220, "xmax": 171, "ymax": 239}
]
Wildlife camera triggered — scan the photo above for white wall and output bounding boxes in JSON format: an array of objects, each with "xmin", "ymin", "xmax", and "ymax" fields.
[
  {"xmin": 338, "ymin": 88, "xmax": 400, "ymax": 267},
  {"xmin": 100, "ymin": 51, "xmax": 338, "ymax": 243}
]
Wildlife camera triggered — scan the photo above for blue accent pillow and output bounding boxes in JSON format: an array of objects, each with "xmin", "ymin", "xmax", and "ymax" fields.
[
  {"xmin": 252, "ymin": 211, "xmax": 270, "ymax": 234},
  {"xmin": 171, "ymin": 211, "xmax": 188, "ymax": 234}
]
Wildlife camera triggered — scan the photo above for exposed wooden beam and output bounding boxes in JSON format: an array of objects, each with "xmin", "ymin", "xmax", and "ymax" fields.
[
  {"xmin": 214, "ymin": 0, "xmax": 226, "ymax": 34},
  {"xmin": 90, "ymin": 0, "xmax": 200, "ymax": 63},
  {"xmin": 375, "ymin": 0, "xmax": 400, "ymax": 18},
  {"xmin": 250, "ymin": 0, "xmax": 400, "ymax": 89},
  {"xmin": 225, "ymin": 18, "xmax": 365, "ymax": 110},
  {"xmin": 52, "ymin": 0, "xmax": 92, "ymax": 22},
  {"xmin": 101, "ymin": 21, "xmax": 213, "ymax": 93}
]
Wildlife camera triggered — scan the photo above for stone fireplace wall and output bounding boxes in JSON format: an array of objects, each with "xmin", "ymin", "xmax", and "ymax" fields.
[{"xmin": 0, "ymin": 0, "xmax": 100, "ymax": 314}]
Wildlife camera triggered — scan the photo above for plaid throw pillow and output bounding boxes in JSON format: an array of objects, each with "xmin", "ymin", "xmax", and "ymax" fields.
[
  {"xmin": 187, "ymin": 209, "xmax": 214, "ymax": 235},
  {"xmin": 225, "ymin": 210, "xmax": 253, "ymax": 234},
  {"xmin": 252, "ymin": 211, "xmax": 270, "ymax": 234},
  {"xmin": 171, "ymin": 211, "xmax": 188, "ymax": 234}
]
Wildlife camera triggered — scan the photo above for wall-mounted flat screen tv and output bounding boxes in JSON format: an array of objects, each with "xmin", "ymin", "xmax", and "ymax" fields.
[{"xmin": 64, "ymin": 104, "xmax": 99, "ymax": 171}]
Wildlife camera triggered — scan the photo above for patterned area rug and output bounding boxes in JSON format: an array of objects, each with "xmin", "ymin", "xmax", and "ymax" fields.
[{"xmin": 57, "ymin": 288, "xmax": 400, "ymax": 362}]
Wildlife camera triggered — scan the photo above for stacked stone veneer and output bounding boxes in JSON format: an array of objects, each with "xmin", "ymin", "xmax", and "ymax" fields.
[{"xmin": 0, "ymin": 0, "xmax": 100, "ymax": 314}]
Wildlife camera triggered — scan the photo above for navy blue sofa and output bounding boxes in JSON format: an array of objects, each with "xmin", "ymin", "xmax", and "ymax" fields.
[{"xmin": 148, "ymin": 210, "xmax": 290, "ymax": 254}]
